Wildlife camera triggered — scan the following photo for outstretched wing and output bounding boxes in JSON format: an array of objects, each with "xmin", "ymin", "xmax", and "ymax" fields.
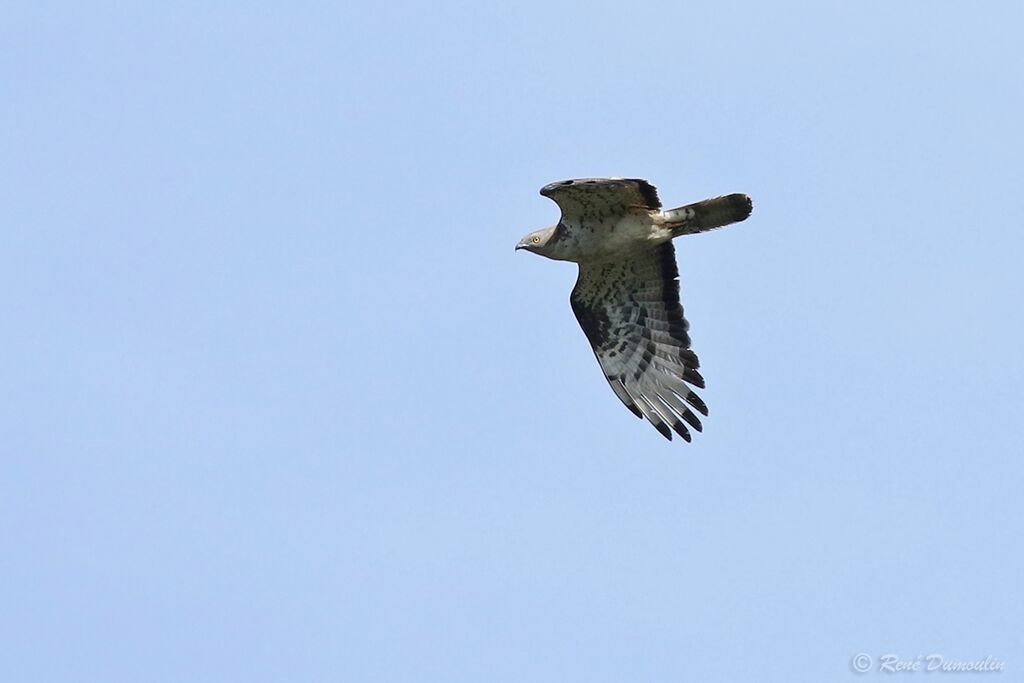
[
  {"xmin": 570, "ymin": 243, "xmax": 708, "ymax": 442},
  {"xmin": 540, "ymin": 178, "xmax": 661, "ymax": 222}
]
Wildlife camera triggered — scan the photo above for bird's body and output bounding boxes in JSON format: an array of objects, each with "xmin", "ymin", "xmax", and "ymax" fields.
[{"xmin": 516, "ymin": 178, "xmax": 752, "ymax": 442}]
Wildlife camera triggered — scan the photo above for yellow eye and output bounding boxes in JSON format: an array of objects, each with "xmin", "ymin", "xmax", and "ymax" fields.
[{"xmin": 531, "ymin": 235, "xmax": 540, "ymax": 244}]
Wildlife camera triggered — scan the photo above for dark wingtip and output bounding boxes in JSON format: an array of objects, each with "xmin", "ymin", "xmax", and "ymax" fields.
[
  {"xmin": 654, "ymin": 421, "xmax": 673, "ymax": 440},
  {"xmin": 683, "ymin": 367, "xmax": 705, "ymax": 389},
  {"xmin": 670, "ymin": 419, "xmax": 692, "ymax": 442},
  {"xmin": 679, "ymin": 349, "xmax": 700, "ymax": 367},
  {"xmin": 687, "ymin": 392, "xmax": 709, "ymax": 417},
  {"xmin": 680, "ymin": 408, "xmax": 703, "ymax": 433},
  {"xmin": 630, "ymin": 179, "xmax": 661, "ymax": 210}
]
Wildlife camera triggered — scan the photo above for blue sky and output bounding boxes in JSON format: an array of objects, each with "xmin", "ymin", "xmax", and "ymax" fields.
[{"xmin": 3, "ymin": 2, "xmax": 1022, "ymax": 681}]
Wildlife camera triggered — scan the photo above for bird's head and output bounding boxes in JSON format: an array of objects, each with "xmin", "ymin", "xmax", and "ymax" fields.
[{"xmin": 515, "ymin": 225, "xmax": 561, "ymax": 259}]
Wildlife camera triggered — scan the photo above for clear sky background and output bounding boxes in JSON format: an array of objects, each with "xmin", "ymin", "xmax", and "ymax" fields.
[{"xmin": 3, "ymin": 2, "xmax": 1023, "ymax": 681}]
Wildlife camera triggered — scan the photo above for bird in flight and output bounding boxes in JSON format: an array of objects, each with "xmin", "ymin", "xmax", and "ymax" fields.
[{"xmin": 516, "ymin": 178, "xmax": 752, "ymax": 442}]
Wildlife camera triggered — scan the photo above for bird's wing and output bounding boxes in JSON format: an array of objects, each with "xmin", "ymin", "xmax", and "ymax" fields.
[
  {"xmin": 540, "ymin": 178, "xmax": 661, "ymax": 222},
  {"xmin": 570, "ymin": 242, "xmax": 708, "ymax": 441}
]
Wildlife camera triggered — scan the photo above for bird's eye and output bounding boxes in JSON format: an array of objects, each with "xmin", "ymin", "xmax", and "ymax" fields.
[{"xmin": 531, "ymin": 235, "xmax": 540, "ymax": 244}]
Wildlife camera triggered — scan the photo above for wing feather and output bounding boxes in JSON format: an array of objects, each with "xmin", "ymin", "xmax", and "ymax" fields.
[
  {"xmin": 570, "ymin": 242, "xmax": 707, "ymax": 441},
  {"xmin": 541, "ymin": 178, "xmax": 661, "ymax": 222}
]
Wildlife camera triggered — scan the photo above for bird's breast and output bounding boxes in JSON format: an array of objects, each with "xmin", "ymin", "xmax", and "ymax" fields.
[{"xmin": 567, "ymin": 213, "xmax": 668, "ymax": 260}]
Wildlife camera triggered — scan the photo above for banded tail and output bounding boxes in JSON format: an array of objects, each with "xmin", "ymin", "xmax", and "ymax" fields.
[{"xmin": 662, "ymin": 193, "xmax": 753, "ymax": 237}]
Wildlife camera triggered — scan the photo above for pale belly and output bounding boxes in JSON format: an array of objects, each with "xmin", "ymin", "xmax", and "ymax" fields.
[{"xmin": 567, "ymin": 214, "xmax": 672, "ymax": 260}]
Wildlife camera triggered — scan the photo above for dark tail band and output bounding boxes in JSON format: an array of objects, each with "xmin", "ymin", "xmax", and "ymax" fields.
[{"xmin": 663, "ymin": 193, "xmax": 753, "ymax": 236}]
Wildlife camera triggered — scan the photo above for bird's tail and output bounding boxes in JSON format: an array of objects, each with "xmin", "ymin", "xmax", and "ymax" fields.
[{"xmin": 662, "ymin": 193, "xmax": 753, "ymax": 237}]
